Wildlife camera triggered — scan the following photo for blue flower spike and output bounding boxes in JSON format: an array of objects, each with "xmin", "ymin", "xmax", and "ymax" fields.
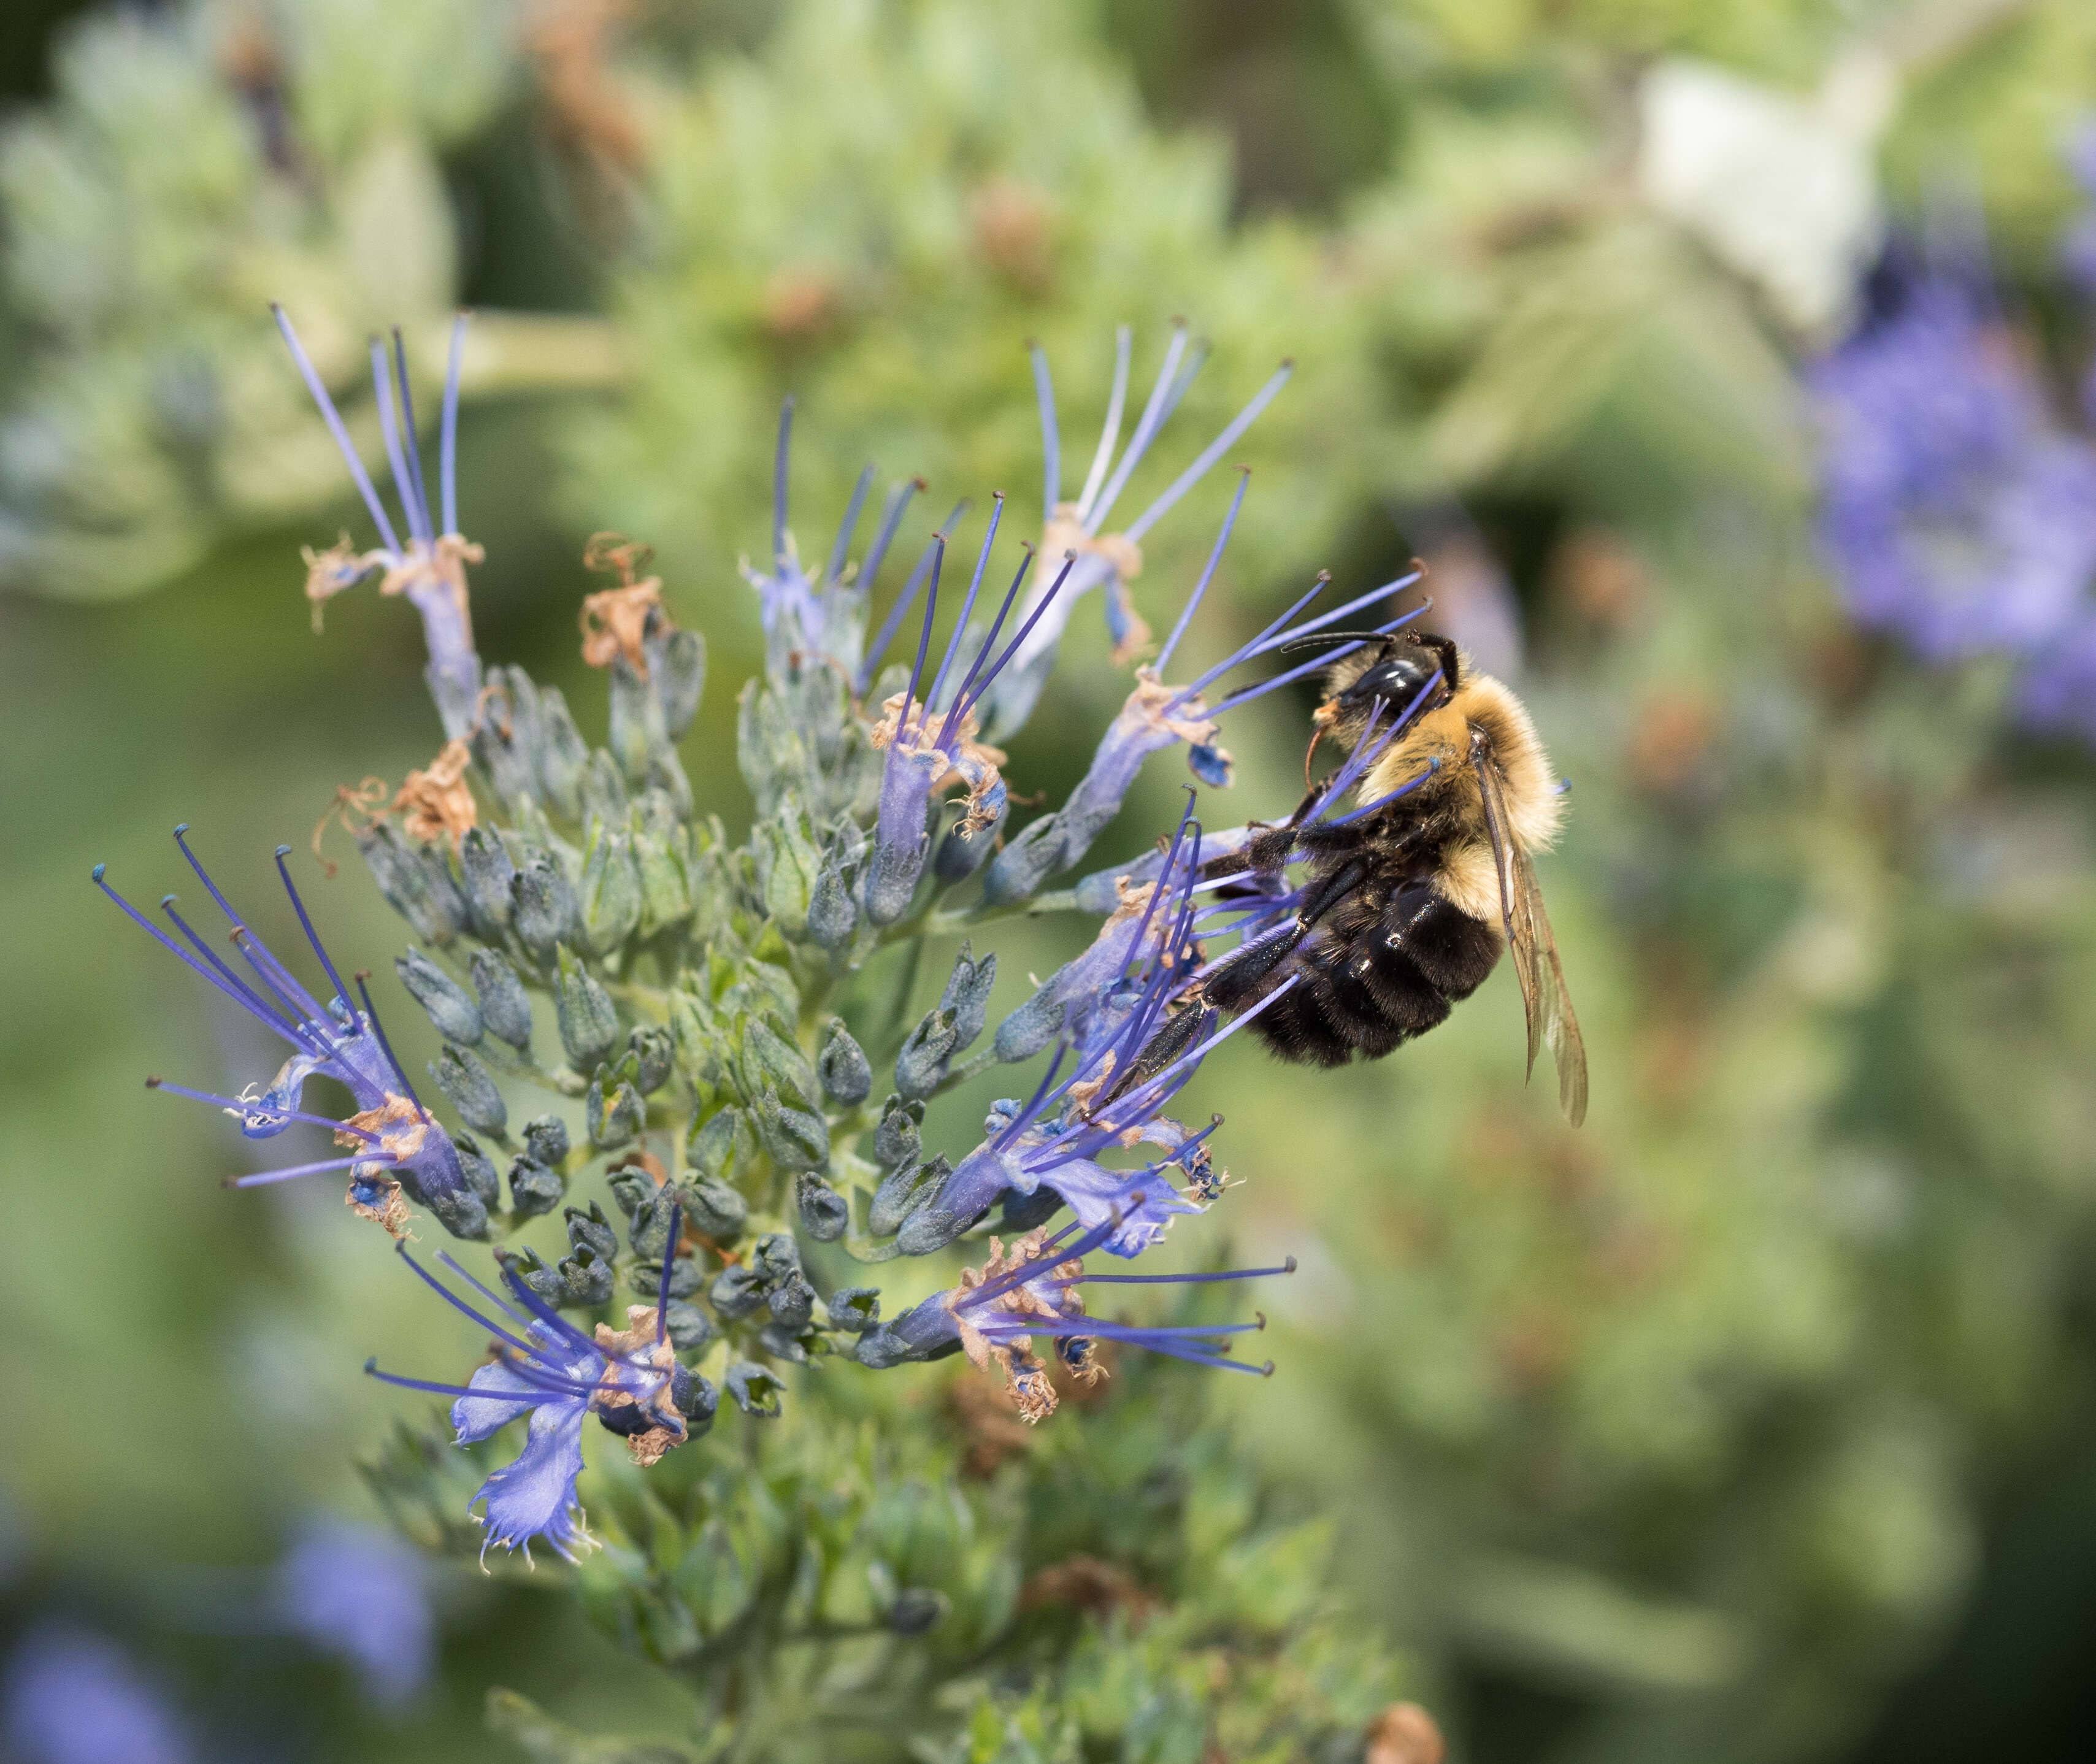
[
  {"xmin": 96, "ymin": 828, "xmax": 482, "ymax": 1238},
  {"xmin": 275, "ymin": 307, "xmax": 485, "ymax": 738}
]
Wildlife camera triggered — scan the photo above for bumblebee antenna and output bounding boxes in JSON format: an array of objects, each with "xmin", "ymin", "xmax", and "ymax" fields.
[{"xmin": 1275, "ymin": 627, "xmax": 1388, "ymax": 654}]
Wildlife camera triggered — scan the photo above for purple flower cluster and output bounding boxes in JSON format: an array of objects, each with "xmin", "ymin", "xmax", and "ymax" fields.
[{"xmin": 1812, "ymin": 156, "xmax": 2096, "ymax": 743}]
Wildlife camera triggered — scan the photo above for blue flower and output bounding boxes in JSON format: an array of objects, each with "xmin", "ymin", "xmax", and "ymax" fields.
[
  {"xmin": 862, "ymin": 1212, "xmax": 1294, "ymax": 1420},
  {"xmin": 274, "ymin": 1518, "xmax": 436, "ymax": 1709},
  {"xmin": 366, "ymin": 1225, "xmax": 707, "ymax": 1565},
  {"xmin": 95, "ymin": 828, "xmax": 483, "ymax": 1239},
  {"xmin": 1810, "ymin": 255, "xmax": 2096, "ymax": 662},
  {"xmin": 274, "ymin": 309, "xmax": 484, "ymax": 738},
  {"xmin": 980, "ymin": 323, "xmax": 1294, "ymax": 739},
  {"xmin": 2, "ymin": 1625, "xmax": 191, "ymax": 1764},
  {"xmin": 904, "ymin": 811, "xmax": 1301, "ymax": 1257},
  {"xmin": 743, "ymin": 397, "xmax": 923, "ymax": 679},
  {"xmin": 983, "ymin": 476, "xmax": 1423, "ymax": 903}
]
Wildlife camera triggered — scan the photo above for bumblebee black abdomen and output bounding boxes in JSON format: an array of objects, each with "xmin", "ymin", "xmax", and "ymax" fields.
[{"xmin": 1208, "ymin": 877, "xmax": 1502, "ymax": 1068}]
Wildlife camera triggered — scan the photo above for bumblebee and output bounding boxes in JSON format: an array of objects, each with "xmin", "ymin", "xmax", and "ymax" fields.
[{"xmin": 1202, "ymin": 631, "xmax": 1588, "ymax": 1124}]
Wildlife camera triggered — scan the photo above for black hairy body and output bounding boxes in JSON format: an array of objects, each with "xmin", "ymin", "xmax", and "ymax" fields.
[{"xmin": 1201, "ymin": 631, "xmax": 1587, "ymax": 1121}]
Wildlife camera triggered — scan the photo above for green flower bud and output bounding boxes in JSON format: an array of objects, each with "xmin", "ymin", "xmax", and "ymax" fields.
[
  {"xmin": 664, "ymin": 1301, "xmax": 716, "ymax": 1356},
  {"xmin": 536, "ymin": 686, "xmax": 588, "ymax": 821},
  {"xmin": 396, "ymin": 948, "xmax": 482, "ymax": 1044},
  {"xmin": 726, "ymin": 1362, "xmax": 785, "ymax": 1418},
  {"xmin": 685, "ymin": 1173, "xmax": 748, "ymax": 1243},
  {"xmin": 470, "ymin": 949, "xmax": 534, "ymax": 1051},
  {"xmin": 431, "ymin": 1043, "xmax": 506, "ymax": 1137},
  {"xmin": 937, "ymin": 942, "xmax": 997, "ymax": 1053},
  {"xmin": 511, "ymin": 855, "xmax": 578, "ymax": 962},
  {"xmin": 555, "ymin": 946, "xmax": 620, "ymax": 1070},
  {"xmin": 753, "ymin": 1087, "xmax": 830, "ymax": 1171},
  {"xmin": 565, "ymin": 1201, "xmax": 618, "ymax": 1262},
  {"xmin": 817, "ymin": 1021, "xmax": 872, "ymax": 1105},
  {"xmin": 607, "ymin": 654, "xmax": 664, "ymax": 781},
  {"xmin": 634, "ymin": 819, "xmax": 693, "ymax": 936},
  {"xmin": 578, "ymin": 826, "xmax": 642, "ymax": 957},
  {"xmin": 827, "ymin": 1287, "xmax": 881, "ymax": 1333},
  {"xmin": 580, "ymin": 749, "xmax": 628, "ymax": 830},
  {"xmin": 743, "ymin": 1019, "xmax": 818, "ymax": 1116},
  {"xmin": 587, "ymin": 1071, "xmax": 645, "ymax": 1150},
  {"xmin": 873, "ymin": 1095, "xmax": 923, "ymax": 1168},
  {"xmin": 656, "ymin": 628, "xmax": 706, "ymax": 740},
  {"xmin": 459, "ymin": 826, "xmax": 516, "ymax": 935},
  {"xmin": 523, "ymin": 1114, "xmax": 571, "ymax": 1168},
  {"xmin": 558, "ymin": 1246, "xmax": 615, "ymax": 1308},
  {"xmin": 508, "ymin": 1156, "xmax": 562, "ymax": 1218},
  {"xmin": 629, "ymin": 1025, "xmax": 674, "ymax": 1094},
  {"xmin": 453, "ymin": 1135, "xmax": 501, "ymax": 1206},
  {"xmin": 869, "ymin": 1154, "xmax": 948, "ymax": 1237},
  {"xmin": 797, "ymin": 1173, "xmax": 848, "ymax": 1241},
  {"xmin": 752, "ymin": 794, "xmax": 820, "ymax": 937},
  {"xmin": 358, "ymin": 823, "xmax": 467, "ymax": 945}
]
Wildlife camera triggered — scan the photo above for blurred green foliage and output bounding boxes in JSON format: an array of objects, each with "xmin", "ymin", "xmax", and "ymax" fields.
[{"xmin": 5, "ymin": 1, "xmax": 2096, "ymax": 1762}]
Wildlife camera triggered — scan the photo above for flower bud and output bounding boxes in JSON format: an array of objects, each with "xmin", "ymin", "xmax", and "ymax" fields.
[
  {"xmin": 508, "ymin": 1155, "xmax": 562, "ymax": 1218},
  {"xmin": 726, "ymin": 1362, "xmax": 785, "ymax": 1418},
  {"xmin": 580, "ymin": 750, "xmax": 628, "ymax": 832},
  {"xmin": 869, "ymin": 1154, "xmax": 948, "ymax": 1238},
  {"xmin": 359, "ymin": 823, "xmax": 467, "ymax": 943},
  {"xmin": 872, "ymin": 1095, "xmax": 923, "ymax": 1169},
  {"xmin": 453, "ymin": 1134, "xmax": 501, "ymax": 1206},
  {"xmin": 523, "ymin": 1114, "xmax": 571, "ymax": 1169},
  {"xmin": 578, "ymin": 827, "xmax": 642, "ymax": 956},
  {"xmin": 396, "ymin": 948, "xmax": 482, "ymax": 1045},
  {"xmin": 768, "ymin": 1275, "xmax": 816, "ymax": 1332},
  {"xmin": 558, "ymin": 1247, "xmax": 615, "ymax": 1308},
  {"xmin": 861, "ymin": 838, "xmax": 923, "ymax": 927},
  {"xmin": 471, "ymin": 667, "xmax": 543, "ymax": 809},
  {"xmin": 423, "ymin": 1182, "xmax": 491, "ymax": 1242},
  {"xmin": 536, "ymin": 686, "xmax": 589, "ymax": 820},
  {"xmin": 752, "ymin": 796, "xmax": 820, "ymax": 937},
  {"xmin": 742, "ymin": 1020, "xmax": 818, "ymax": 1115},
  {"xmin": 937, "ymin": 942, "xmax": 996, "ymax": 1051},
  {"xmin": 664, "ymin": 1302, "xmax": 716, "ymax": 1356},
  {"xmin": 753, "ymin": 1087, "xmax": 830, "ymax": 1171},
  {"xmin": 894, "ymin": 1010, "xmax": 960, "ymax": 1102},
  {"xmin": 607, "ymin": 655, "xmax": 664, "ymax": 781},
  {"xmin": 685, "ymin": 1110, "xmax": 753, "ymax": 1189},
  {"xmin": 797, "ymin": 1173, "xmax": 849, "ymax": 1241},
  {"xmin": 634, "ymin": 820, "xmax": 693, "ymax": 935},
  {"xmin": 710, "ymin": 1266, "xmax": 767, "ymax": 1321},
  {"xmin": 470, "ymin": 949, "xmax": 534, "ymax": 1050},
  {"xmin": 628, "ymin": 1185, "xmax": 681, "ymax": 1257},
  {"xmin": 751, "ymin": 1232, "xmax": 802, "ymax": 1284},
  {"xmin": 459, "ymin": 826, "xmax": 516, "ymax": 935},
  {"xmin": 895, "ymin": 1187, "xmax": 978, "ymax": 1256},
  {"xmin": 632, "ymin": 1254, "xmax": 704, "ymax": 1300},
  {"xmin": 992, "ymin": 985, "xmax": 1064, "ymax": 1062},
  {"xmin": 807, "ymin": 852, "xmax": 858, "ymax": 951},
  {"xmin": 827, "ymin": 1287, "xmax": 881, "ymax": 1333},
  {"xmin": 431, "ymin": 1043, "xmax": 506, "ymax": 1137},
  {"xmin": 670, "ymin": 1364, "xmax": 718, "ymax": 1433},
  {"xmin": 508, "ymin": 1247, "xmax": 565, "ymax": 1308},
  {"xmin": 565, "ymin": 1201, "xmax": 618, "ymax": 1262},
  {"xmin": 656, "ymin": 629, "xmax": 706, "ymax": 740},
  {"xmin": 555, "ymin": 946, "xmax": 620, "ymax": 1070},
  {"xmin": 685, "ymin": 1173, "xmax": 747, "ymax": 1243},
  {"xmin": 628, "ymin": 1025, "xmax": 674, "ymax": 1095},
  {"xmin": 587, "ymin": 1072, "xmax": 644, "ymax": 1150},
  {"xmin": 817, "ymin": 1022, "xmax": 871, "ymax": 1105},
  {"xmin": 606, "ymin": 1164, "xmax": 654, "ymax": 1221},
  {"xmin": 511, "ymin": 856, "xmax": 578, "ymax": 962}
]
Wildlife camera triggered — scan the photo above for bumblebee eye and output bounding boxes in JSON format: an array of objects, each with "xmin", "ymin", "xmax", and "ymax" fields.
[{"xmin": 1344, "ymin": 653, "xmax": 1436, "ymax": 707}]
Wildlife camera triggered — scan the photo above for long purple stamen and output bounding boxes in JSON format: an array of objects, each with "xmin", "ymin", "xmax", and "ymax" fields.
[
  {"xmin": 1074, "ymin": 327, "xmax": 1133, "ymax": 520},
  {"xmin": 859, "ymin": 503, "xmax": 969, "ymax": 694},
  {"xmin": 1092, "ymin": 975, "xmax": 1303, "ymax": 1134},
  {"xmin": 858, "ymin": 477, "xmax": 923, "ymax": 595},
  {"xmin": 925, "ymin": 496, "xmax": 1004, "ymax": 716},
  {"xmin": 94, "ymin": 869, "xmax": 307, "ymax": 1054},
  {"xmin": 273, "ymin": 846, "xmax": 354, "ymax": 1010},
  {"xmin": 938, "ymin": 543, "xmax": 1034, "ymax": 750},
  {"xmin": 824, "ymin": 464, "xmax": 875, "ymax": 598},
  {"xmin": 899, "ymin": 536, "xmax": 946, "ymax": 742},
  {"xmin": 440, "ymin": 312, "xmax": 467, "ymax": 535},
  {"xmin": 1123, "ymin": 361, "xmax": 1293, "ymax": 545},
  {"xmin": 1031, "ymin": 342, "xmax": 1061, "ymax": 510},
  {"xmin": 155, "ymin": 895, "xmax": 312, "ymax": 1048},
  {"xmin": 228, "ymin": 1156, "xmax": 375, "ymax": 1188},
  {"xmin": 390, "ymin": 329, "xmax": 434, "ymax": 546},
  {"xmin": 951, "ymin": 552, "xmax": 1077, "ymax": 726},
  {"xmin": 772, "ymin": 397, "xmax": 794, "ymax": 567},
  {"xmin": 1172, "ymin": 573, "xmax": 1329, "ymax": 705},
  {"xmin": 1154, "ymin": 470, "xmax": 1249, "ymax": 673},
  {"xmin": 271, "ymin": 305, "xmax": 401, "ymax": 556},
  {"xmin": 369, "ymin": 337, "xmax": 421, "ymax": 551},
  {"xmin": 655, "ymin": 1202, "xmax": 682, "ymax": 1341},
  {"xmin": 397, "ymin": 1245, "xmax": 539, "ymax": 1356},
  {"xmin": 1328, "ymin": 761, "xmax": 1441, "ymax": 827},
  {"xmin": 1086, "ymin": 326, "xmax": 1189, "ymax": 532},
  {"xmin": 1073, "ymin": 1258, "xmax": 1296, "ymax": 1285},
  {"xmin": 1204, "ymin": 607, "xmax": 1433, "ymax": 718}
]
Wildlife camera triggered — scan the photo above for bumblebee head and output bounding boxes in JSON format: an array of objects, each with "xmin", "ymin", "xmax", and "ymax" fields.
[{"xmin": 1316, "ymin": 632, "xmax": 1458, "ymax": 749}]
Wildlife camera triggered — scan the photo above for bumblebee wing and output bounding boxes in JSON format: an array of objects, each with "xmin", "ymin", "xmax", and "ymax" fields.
[{"xmin": 1472, "ymin": 728, "xmax": 1589, "ymax": 1126}]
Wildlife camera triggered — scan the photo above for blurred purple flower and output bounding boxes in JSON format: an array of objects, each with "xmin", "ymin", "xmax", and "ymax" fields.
[
  {"xmin": 1811, "ymin": 266, "xmax": 2096, "ymax": 662},
  {"xmin": 274, "ymin": 1519, "xmax": 434, "ymax": 1710},
  {"xmin": 1, "ymin": 1625, "xmax": 191, "ymax": 1764}
]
